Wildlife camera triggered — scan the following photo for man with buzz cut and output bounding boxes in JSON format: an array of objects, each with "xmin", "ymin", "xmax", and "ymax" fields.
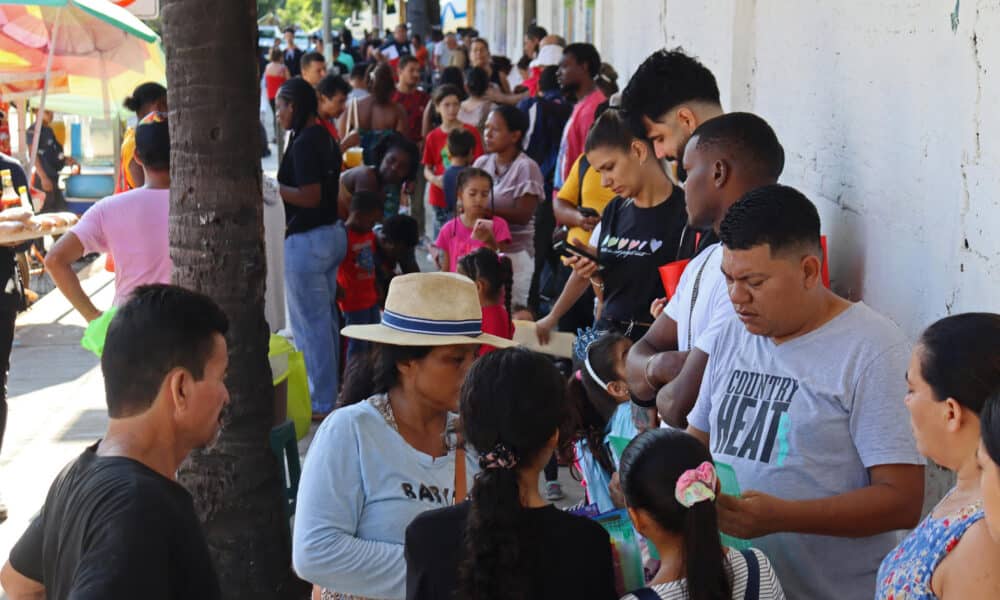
[{"xmin": 687, "ymin": 185, "xmax": 924, "ymax": 600}]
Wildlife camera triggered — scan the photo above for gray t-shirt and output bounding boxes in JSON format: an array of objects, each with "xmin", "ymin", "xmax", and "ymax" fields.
[{"xmin": 689, "ymin": 302, "xmax": 923, "ymax": 600}]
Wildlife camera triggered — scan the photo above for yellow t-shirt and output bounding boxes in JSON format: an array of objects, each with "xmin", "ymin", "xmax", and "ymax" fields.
[
  {"xmin": 557, "ymin": 154, "xmax": 616, "ymax": 245},
  {"xmin": 117, "ymin": 127, "xmax": 136, "ymax": 193}
]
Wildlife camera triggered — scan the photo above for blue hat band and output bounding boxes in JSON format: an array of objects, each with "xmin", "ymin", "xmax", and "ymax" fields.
[{"xmin": 381, "ymin": 310, "xmax": 483, "ymax": 337}]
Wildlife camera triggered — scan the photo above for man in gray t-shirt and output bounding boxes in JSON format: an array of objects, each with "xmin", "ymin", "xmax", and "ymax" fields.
[{"xmin": 687, "ymin": 185, "xmax": 924, "ymax": 600}]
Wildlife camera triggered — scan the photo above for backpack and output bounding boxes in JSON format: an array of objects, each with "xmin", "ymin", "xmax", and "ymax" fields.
[
  {"xmin": 520, "ymin": 95, "xmax": 571, "ymax": 181},
  {"xmin": 628, "ymin": 548, "xmax": 761, "ymax": 600}
]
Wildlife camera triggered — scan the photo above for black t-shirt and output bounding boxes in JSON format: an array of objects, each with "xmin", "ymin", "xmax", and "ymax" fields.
[
  {"xmin": 0, "ymin": 155, "xmax": 27, "ymax": 312},
  {"xmin": 328, "ymin": 59, "xmax": 351, "ymax": 78},
  {"xmin": 284, "ymin": 47, "xmax": 305, "ymax": 77},
  {"xmin": 404, "ymin": 502, "xmax": 617, "ymax": 600},
  {"xmin": 379, "ymin": 40, "xmax": 412, "ymax": 60},
  {"xmin": 26, "ymin": 123, "xmax": 65, "ymax": 188},
  {"xmin": 596, "ymin": 187, "xmax": 694, "ymax": 324},
  {"xmin": 277, "ymin": 124, "xmax": 342, "ymax": 236},
  {"xmin": 9, "ymin": 443, "xmax": 221, "ymax": 600}
]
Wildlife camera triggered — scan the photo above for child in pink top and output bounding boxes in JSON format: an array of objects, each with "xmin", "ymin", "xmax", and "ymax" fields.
[
  {"xmin": 433, "ymin": 167, "xmax": 511, "ymax": 272},
  {"xmin": 457, "ymin": 247, "xmax": 515, "ymax": 356},
  {"xmin": 46, "ymin": 112, "xmax": 172, "ymax": 321}
]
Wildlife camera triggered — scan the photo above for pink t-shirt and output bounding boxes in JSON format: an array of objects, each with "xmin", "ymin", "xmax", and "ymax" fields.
[
  {"xmin": 71, "ymin": 187, "xmax": 172, "ymax": 306},
  {"xmin": 558, "ymin": 88, "xmax": 607, "ymax": 184},
  {"xmin": 433, "ymin": 215, "xmax": 512, "ymax": 272}
]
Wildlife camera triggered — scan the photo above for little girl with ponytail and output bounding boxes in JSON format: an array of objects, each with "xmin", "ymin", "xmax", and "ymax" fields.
[
  {"xmin": 457, "ymin": 247, "xmax": 514, "ymax": 355},
  {"xmin": 619, "ymin": 429, "xmax": 786, "ymax": 600}
]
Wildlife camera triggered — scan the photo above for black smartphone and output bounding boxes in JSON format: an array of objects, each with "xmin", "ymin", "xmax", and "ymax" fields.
[
  {"xmin": 552, "ymin": 239, "xmax": 604, "ymax": 269},
  {"xmin": 577, "ymin": 206, "xmax": 600, "ymax": 219}
]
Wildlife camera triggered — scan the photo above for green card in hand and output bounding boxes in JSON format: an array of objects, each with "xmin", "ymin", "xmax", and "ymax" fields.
[{"xmin": 715, "ymin": 461, "xmax": 751, "ymax": 550}]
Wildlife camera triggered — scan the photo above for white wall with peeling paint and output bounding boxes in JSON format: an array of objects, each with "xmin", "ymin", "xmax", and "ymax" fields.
[{"xmin": 481, "ymin": 0, "xmax": 999, "ymax": 503}]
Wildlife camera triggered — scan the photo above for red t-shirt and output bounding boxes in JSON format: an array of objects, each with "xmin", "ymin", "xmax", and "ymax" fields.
[
  {"xmin": 421, "ymin": 124, "xmax": 484, "ymax": 208},
  {"xmin": 337, "ymin": 228, "xmax": 378, "ymax": 312},
  {"xmin": 479, "ymin": 303, "xmax": 515, "ymax": 355},
  {"xmin": 392, "ymin": 88, "xmax": 430, "ymax": 144}
]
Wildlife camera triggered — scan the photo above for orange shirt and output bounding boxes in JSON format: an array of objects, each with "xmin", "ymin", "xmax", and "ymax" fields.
[{"xmin": 414, "ymin": 46, "xmax": 429, "ymax": 68}]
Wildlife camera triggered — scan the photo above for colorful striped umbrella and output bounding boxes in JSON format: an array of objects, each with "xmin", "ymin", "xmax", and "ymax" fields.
[{"xmin": 0, "ymin": 0, "xmax": 165, "ymax": 165}]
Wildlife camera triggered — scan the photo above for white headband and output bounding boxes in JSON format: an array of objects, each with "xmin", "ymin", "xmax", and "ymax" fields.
[{"xmin": 583, "ymin": 347, "xmax": 611, "ymax": 392}]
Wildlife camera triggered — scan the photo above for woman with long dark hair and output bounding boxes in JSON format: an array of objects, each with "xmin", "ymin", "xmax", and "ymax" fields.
[
  {"xmin": 620, "ymin": 429, "xmax": 785, "ymax": 600},
  {"xmin": 536, "ymin": 108, "xmax": 696, "ymax": 344},
  {"xmin": 876, "ymin": 313, "xmax": 1000, "ymax": 600},
  {"xmin": 458, "ymin": 66, "xmax": 493, "ymax": 131},
  {"xmin": 295, "ymin": 272, "xmax": 513, "ymax": 600},
  {"xmin": 405, "ymin": 347, "xmax": 617, "ymax": 600},
  {"xmin": 474, "ymin": 104, "xmax": 544, "ymax": 308},
  {"xmin": 275, "ymin": 77, "xmax": 346, "ymax": 419},
  {"xmin": 339, "ymin": 63, "xmax": 407, "ymax": 166}
]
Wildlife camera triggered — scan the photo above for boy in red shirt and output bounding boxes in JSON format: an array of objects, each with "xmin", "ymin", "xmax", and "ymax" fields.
[{"xmin": 337, "ymin": 191, "xmax": 383, "ymax": 361}]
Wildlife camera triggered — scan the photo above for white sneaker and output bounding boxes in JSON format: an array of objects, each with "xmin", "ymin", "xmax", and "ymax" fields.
[{"xmin": 544, "ymin": 481, "xmax": 564, "ymax": 502}]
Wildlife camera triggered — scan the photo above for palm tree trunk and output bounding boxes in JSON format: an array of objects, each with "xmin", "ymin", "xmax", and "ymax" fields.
[{"xmin": 162, "ymin": 1, "xmax": 304, "ymax": 597}]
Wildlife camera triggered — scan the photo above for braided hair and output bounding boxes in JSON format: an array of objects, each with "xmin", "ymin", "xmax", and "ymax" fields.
[
  {"xmin": 276, "ymin": 77, "xmax": 319, "ymax": 139},
  {"xmin": 457, "ymin": 247, "xmax": 513, "ymax": 319},
  {"xmin": 456, "ymin": 348, "xmax": 569, "ymax": 600}
]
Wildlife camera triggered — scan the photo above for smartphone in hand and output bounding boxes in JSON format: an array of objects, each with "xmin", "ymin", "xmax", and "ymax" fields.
[{"xmin": 552, "ymin": 239, "xmax": 604, "ymax": 269}]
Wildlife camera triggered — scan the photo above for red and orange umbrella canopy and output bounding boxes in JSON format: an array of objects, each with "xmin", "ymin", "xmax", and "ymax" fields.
[{"xmin": 0, "ymin": 0, "xmax": 164, "ymax": 117}]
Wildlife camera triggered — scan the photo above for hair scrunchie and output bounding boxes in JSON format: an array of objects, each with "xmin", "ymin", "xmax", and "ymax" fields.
[
  {"xmin": 479, "ymin": 442, "xmax": 519, "ymax": 470},
  {"xmin": 675, "ymin": 461, "xmax": 718, "ymax": 508}
]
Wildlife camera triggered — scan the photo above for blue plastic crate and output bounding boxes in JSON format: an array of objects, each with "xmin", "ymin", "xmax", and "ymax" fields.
[{"xmin": 64, "ymin": 173, "xmax": 114, "ymax": 199}]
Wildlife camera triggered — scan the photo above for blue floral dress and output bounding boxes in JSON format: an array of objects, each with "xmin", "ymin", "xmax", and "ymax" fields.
[{"xmin": 875, "ymin": 492, "xmax": 984, "ymax": 600}]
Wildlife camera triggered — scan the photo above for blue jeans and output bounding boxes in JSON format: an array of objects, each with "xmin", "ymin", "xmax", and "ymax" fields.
[
  {"xmin": 285, "ymin": 222, "xmax": 347, "ymax": 414},
  {"xmin": 343, "ymin": 305, "xmax": 381, "ymax": 363},
  {"xmin": 433, "ymin": 206, "xmax": 453, "ymax": 240}
]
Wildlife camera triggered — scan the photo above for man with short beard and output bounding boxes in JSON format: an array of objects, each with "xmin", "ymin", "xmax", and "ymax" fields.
[
  {"xmin": 1, "ymin": 285, "xmax": 230, "ymax": 599},
  {"xmin": 620, "ymin": 48, "xmax": 724, "ymax": 164}
]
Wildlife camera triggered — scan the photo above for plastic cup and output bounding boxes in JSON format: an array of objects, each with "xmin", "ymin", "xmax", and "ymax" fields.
[
  {"xmin": 344, "ymin": 146, "xmax": 363, "ymax": 169},
  {"xmin": 658, "ymin": 258, "xmax": 691, "ymax": 300}
]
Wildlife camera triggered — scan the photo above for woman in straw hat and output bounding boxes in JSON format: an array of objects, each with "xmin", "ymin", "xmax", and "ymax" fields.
[{"xmin": 292, "ymin": 272, "xmax": 515, "ymax": 600}]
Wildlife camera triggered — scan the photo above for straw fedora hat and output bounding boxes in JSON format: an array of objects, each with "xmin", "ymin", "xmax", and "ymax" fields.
[{"xmin": 341, "ymin": 272, "xmax": 518, "ymax": 348}]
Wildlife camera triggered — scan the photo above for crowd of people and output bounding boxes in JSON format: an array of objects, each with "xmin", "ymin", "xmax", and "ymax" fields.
[{"xmin": 0, "ymin": 16, "xmax": 997, "ymax": 600}]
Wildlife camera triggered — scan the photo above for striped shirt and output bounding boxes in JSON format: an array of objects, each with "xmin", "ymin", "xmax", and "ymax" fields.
[{"xmin": 620, "ymin": 548, "xmax": 786, "ymax": 600}]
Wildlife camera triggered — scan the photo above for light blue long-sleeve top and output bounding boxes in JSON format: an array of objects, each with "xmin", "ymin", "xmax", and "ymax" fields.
[
  {"xmin": 574, "ymin": 402, "xmax": 638, "ymax": 514},
  {"xmin": 292, "ymin": 397, "xmax": 478, "ymax": 599}
]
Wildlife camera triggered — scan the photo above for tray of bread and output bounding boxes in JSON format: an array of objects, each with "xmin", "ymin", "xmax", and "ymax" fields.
[{"xmin": 0, "ymin": 209, "xmax": 78, "ymax": 243}]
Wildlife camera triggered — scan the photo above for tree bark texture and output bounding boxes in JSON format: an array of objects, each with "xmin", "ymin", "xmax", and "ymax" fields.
[{"xmin": 162, "ymin": 1, "xmax": 304, "ymax": 597}]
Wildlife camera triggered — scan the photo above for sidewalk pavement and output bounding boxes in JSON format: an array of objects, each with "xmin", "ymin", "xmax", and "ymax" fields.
[{"xmin": 0, "ymin": 266, "xmax": 114, "ymax": 596}]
